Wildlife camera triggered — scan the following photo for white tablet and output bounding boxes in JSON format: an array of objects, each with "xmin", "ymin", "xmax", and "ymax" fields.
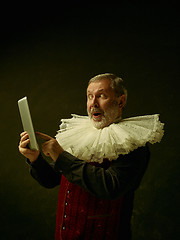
[{"xmin": 18, "ymin": 97, "xmax": 38, "ymax": 150}]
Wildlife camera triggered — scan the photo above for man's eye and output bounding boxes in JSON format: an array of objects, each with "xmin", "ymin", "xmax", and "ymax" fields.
[
  {"xmin": 88, "ymin": 95, "xmax": 93, "ymax": 100},
  {"xmin": 100, "ymin": 94, "xmax": 107, "ymax": 99}
]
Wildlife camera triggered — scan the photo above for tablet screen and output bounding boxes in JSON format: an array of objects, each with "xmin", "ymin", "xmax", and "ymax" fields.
[{"xmin": 18, "ymin": 97, "xmax": 38, "ymax": 150}]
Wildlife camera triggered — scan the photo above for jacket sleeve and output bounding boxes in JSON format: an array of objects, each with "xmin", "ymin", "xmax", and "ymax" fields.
[
  {"xmin": 28, "ymin": 154, "xmax": 62, "ymax": 188},
  {"xmin": 54, "ymin": 146, "xmax": 150, "ymax": 199}
]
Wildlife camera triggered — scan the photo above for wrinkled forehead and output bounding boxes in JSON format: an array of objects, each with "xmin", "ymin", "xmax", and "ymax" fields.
[{"xmin": 87, "ymin": 78, "xmax": 113, "ymax": 94}]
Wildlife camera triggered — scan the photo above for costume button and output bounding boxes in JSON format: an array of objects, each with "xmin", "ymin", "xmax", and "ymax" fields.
[
  {"xmin": 65, "ymin": 202, "xmax": 68, "ymax": 206},
  {"xmin": 67, "ymin": 190, "xmax": 70, "ymax": 194},
  {"xmin": 62, "ymin": 226, "xmax": 66, "ymax": 230},
  {"xmin": 64, "ymin": 214, "xmax": 67, "ymax": 218}
]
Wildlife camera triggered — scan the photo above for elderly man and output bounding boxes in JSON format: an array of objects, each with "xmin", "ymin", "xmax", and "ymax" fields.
[{"xmin": 19, "ymin": 73, "xmax": 164, "ymax": 240}]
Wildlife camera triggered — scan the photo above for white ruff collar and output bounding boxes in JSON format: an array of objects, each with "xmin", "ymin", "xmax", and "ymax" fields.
[{"xmin": 55, "ymin": 114, "xmax": 164, "ymax": 163}]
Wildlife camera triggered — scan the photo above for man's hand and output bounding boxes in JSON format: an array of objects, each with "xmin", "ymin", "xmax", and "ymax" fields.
[
  {"xmin": 36, "ymin": 132, "xmax": 64, "ymax": 162},
  {"xmin": 19, "ymin": 132, "xmax": 40, "ymax": 163}
]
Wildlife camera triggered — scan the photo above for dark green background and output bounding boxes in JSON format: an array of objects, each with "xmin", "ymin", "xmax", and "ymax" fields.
[{"xmin": 0, "ymin": 3, "xmax": 179, "ymax": 240}]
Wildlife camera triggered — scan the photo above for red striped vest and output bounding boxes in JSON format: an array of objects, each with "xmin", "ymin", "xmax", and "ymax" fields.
[{"xmin": 55, "ymin": 174, "xmax": 124, "ymax": 240}]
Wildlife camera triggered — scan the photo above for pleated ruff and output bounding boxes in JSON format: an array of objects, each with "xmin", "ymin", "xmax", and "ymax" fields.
[{"xmin": 55, "ymin": 114, "xmax": 164, "ymax": 163}]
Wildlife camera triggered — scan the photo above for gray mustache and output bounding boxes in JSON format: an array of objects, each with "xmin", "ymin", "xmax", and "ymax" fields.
[{"xmin": 90, "ymin": 108, "xmax": 103, "ymax": 114}]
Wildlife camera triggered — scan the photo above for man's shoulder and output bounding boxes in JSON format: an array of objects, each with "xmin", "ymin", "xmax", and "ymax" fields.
[{"xmin": 115, "ymin": 145, "xmax": 150, "ymax": 165}]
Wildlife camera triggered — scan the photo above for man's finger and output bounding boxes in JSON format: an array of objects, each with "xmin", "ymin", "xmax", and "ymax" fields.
[
  {"xmin": 20, "ymin": 131, "xmax": 27, "ymax": 137},
  {"xmin": 20, "ymin": 138, "xmax": 30, "ymax": 148},
  {"xmin": 36, "ymin": 132, "xmax": 53, "ymax": 141},
  {"xmin": 21, "ymin": 133, "xmax": 29, "ymax": 143}
]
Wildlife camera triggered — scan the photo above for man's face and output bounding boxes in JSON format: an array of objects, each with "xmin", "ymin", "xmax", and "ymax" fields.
[{"xmin": 87, "ymin": 78, "xmax": 121, "ymax": 129}]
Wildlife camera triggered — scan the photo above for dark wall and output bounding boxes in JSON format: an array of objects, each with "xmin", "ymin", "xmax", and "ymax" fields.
[{"xmin": 0, "ymin": 3, "xmax": 179, "ymax": 240}]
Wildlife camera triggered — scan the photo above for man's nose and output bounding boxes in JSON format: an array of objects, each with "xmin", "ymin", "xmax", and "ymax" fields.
[{"xmin": 91, "ymin": 96, "xmax": 99, "ymax": 108}]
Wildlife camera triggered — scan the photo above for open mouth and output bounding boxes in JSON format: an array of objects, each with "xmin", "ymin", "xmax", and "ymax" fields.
[
  {"xmin": 92, "ymin": 112, "xmax": 103, "ymax": 120},
  {"xmin": 93, "ymin": 112, "xmax": 101, "ymax": 117},
  {"xmin": 89, "ymin": 108, "xmax": 103, "ymax": 121}
]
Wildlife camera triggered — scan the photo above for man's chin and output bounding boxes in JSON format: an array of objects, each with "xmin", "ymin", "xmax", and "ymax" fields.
[{"xmin": 91, "ymin": 118, "xmax": 108, "ymax": 129}]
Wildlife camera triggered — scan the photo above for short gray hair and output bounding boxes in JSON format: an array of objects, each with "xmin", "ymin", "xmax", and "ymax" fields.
[{"xmin": 88, "ymin": 73, "xmax": 128, "ymax": 100}]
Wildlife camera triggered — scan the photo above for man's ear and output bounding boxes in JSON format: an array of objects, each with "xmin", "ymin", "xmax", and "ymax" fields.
[{"xmin": 118, "ymin": 94, "xmax": 126, "ymax": 109}]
